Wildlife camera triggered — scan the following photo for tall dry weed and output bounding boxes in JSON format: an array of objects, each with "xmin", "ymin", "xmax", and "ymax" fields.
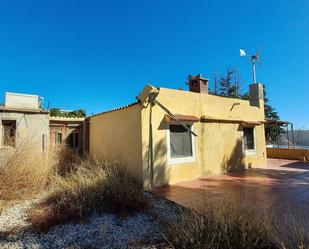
[
  {"xmin": 28, "ymin": 158, "xmax": 148, "ymax": 231},
  {"xmin": 0, "ymin": 143, "xmax": 52, "ymax": 201},
  {"xmin": 163, "ymin": 194, "xmax": 309, "ymax": 249}
]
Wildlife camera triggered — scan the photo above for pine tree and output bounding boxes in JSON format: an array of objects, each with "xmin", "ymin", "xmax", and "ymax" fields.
[
  {"xmin": 263, "ymin": 87, "xmax": 283, "ymax": 144},
  {"xmin": 241, "ymin": 86, "xmax": 282, "ymax": 144},
  {"xmin": 214, "ymin": 68, "xmax": 282, "ymax": 144},
  {"xmin": 217, "ymin": 68, "xmax": 240, "ymax": 98}
]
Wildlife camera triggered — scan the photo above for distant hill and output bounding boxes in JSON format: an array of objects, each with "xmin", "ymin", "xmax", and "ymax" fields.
[{"xmin": 279, "ymin": 130, "xmax": 309, "ymax": 146}]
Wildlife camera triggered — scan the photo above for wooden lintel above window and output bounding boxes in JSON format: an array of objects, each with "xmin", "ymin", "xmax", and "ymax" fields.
[
  {"xmin": 165, "ymin": 114, "xmax": 200, "ymax": 123},
  {"xmin": 200, "ymin": 115, "xmax": 264, "ymax": 125},
  {"xmin": 241, "ymin": 121, "xmax": 264, "ymax": 126}
]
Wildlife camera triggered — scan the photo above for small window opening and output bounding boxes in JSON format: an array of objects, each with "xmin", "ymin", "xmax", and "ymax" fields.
[
  {"xmin": 2, "ymin": 120, "xmax": 16, "ymax": 147},
  {"xmin": 243, "ymin": 127, "xmax": 255, "ymax": 151},
  {"xmin": 56, "ymin": 132, "xmax": 63, "ymax": 145},
  {"xmin": 67, "ymin": 132, "xmax": 79, "ymax": 148}
]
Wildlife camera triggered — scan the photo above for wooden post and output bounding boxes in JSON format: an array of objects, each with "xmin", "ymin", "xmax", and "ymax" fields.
[
  {"xmin": 291, "ymin": 123, "xmax": 295, "ymax": 149},
  {"xmin": 276, "ymin": 121, "xmax": 280, "ymax": 148},
  {"xmin": 286, "ymin": 124, "xmax": 289, "ymax": 148}
]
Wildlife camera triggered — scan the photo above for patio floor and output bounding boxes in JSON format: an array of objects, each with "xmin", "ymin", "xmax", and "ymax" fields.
[{"xmin": 151, "ymin": 159, "xmax": 309, "ymax": 223}]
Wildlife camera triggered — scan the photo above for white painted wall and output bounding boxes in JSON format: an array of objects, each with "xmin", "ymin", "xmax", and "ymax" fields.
[
  {"xmin": 5, "ymin": 92, "xmax": 39, "ymax": 109},
  {"xmin": 0, "ymin": 112, "xmax": 50, "ymax": 157}
]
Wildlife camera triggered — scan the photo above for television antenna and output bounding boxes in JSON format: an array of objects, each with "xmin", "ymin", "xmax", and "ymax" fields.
[{"xmin": 239, "ymin": 48, "xmax": 262, "ymax": 83}]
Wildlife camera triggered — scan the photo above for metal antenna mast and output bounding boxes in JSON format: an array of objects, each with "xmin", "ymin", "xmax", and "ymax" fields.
[{"xmin": 239, "ymin": 48, "xmax": 262, "ymax": 83}]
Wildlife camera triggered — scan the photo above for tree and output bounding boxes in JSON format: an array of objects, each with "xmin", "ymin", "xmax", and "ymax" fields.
[
  {"xmin": 70, "ymin": 109, "xmax": 86, "ymax": 118},
  {"xmin": 214, "ymin": 68, "xmax": 282, "ymax": 144},
  {"xmin": 216, "ymin": 68, "xmax": 241, "ymax": 98},
  {"xmin": 50, "ymin": 108, "xmax": 86, "ymax": 118},
  {"xmin": 263, "ymin": 87, "xmax": 283, "ymax": 144},
  {"xmin": 241, "ymin": 85, "xmax": 282, "ymax": 144},
  {"xmin": 49, "ymin": 108, "xmax": 62, "ymax": 117}
]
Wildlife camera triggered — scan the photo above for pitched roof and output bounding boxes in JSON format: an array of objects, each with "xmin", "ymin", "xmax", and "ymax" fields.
[
  {"xmin": 50, "ymin": 116, "xmax": 85, "ymax": 122},
  {"xmin": 88, "ymin": 102, "xmax": 139, "ymax": 118}
]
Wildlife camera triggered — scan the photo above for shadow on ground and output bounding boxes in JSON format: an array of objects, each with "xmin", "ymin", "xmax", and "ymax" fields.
[{"xmin": 152, "ymin": 159, "xmax": 309, "ymax": 231}]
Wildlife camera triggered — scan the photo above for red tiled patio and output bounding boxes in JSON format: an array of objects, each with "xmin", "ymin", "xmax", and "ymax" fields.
[{"xmin": 151, "ymin": 159, "xmax": 309, "ymax": 221}]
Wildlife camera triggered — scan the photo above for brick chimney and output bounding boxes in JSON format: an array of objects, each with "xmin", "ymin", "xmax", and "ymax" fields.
[{"xmin": 187, "ymin": 74, "xmax": 209, "ymax": 94}]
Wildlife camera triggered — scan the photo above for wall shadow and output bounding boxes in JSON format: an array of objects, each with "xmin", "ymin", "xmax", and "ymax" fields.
[
  {"xmin": 142, "ymin": 137, "xmax": 171, "ymax": 189},
  {"xmin": 278, "ymin": 161, "xmax": 309, "ymax": 170},
  {"xmin": 220, "ymin": 139, "xmax": 245, "ymax": 174}
]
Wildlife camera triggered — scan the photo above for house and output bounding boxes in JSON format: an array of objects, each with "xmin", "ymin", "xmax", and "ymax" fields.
[
  {"xmin": 50, "ymin": 116, "xmax": 86, "ymax": 153},
  {"xmin": 89, "ymin": 75, "xmax": 267, "ymax": 189},
  {"xmin": 0, "ymin": 92, "xmax": 50, "ymax": 157},
  {"xmin": 0, "ymin": 92, "xmax": 86, "ymax": 156}
]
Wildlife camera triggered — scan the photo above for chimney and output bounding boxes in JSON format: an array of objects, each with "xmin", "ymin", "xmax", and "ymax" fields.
[
  {"xmin": 249, "ymin": 83, "xmax": 264, "ymax": 108},
  {"xmin": 187, "ymin": 74, "xmax": 209, "ymax": 94}
]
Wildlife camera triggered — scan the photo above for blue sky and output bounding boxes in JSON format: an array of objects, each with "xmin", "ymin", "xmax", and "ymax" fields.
[{"xmin": 0, "ymin": 0, "xmax": 308, "ymax": 128}]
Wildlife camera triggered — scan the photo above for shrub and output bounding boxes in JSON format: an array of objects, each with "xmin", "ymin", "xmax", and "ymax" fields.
[
  {"xmin": 0, "ymin": 143, "xmax": 82, "ymax": 203},
  {"xmin": 272, "ymin": 209, "xmax": 309, "ymax": 249},
  {"xmin": 163, "ymin": 194, "xmax": 309, "ymax": 249},
  {"xmin": 163, "ymin": 195, "xmax": 276, "ymax": 249},
  {"xmin": 49, "ymin": 145, "xmax": 82, "ymax": 176},
  {"xmin": 103, "ymin": 162, "xmax": 148, "ymax": 214},
  {"xmin": 0, "ymin": 144, "xmax": 52, "ymax": 201},
  {"xmin": 29, "ymin": 158, "xmax": 148, "ymax": 231}
]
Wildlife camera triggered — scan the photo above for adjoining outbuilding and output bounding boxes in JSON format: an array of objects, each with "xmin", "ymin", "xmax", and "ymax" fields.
[
  {"xmin": 89, "ymin": 75, "xmax": 267, "ymax": 189},
  {"xmin": 0, "ymin": 92, "xmax": 50, "ymax": 157},
  {"xmin": 0, "ymin": 92, "xmax": 87, "ymax": 156}
]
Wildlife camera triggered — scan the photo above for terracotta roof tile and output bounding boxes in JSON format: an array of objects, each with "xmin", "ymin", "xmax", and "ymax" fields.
[
  {"xmin": 88, "ymin": 102, "xmax": 139, "ymax": 118},
  {"xmin": 165, "ymin": 114, "xmax": 200, "ymax": 123}
]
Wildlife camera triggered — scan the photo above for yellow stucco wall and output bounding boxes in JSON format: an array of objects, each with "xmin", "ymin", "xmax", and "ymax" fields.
[
  {"xmin": 141, "ymin": 87, "xmax": 267, "ymax": 188},
  {"xmin": 89, "ymin": 104, "xmax": 143, "ymax": 180},
  {"xmin": 267, "ymin": 148, "xmax": 309, "ymax": 161},
  {"xmin": 89, "ymin": 86, "xmax": 267, "ymax": 189}
]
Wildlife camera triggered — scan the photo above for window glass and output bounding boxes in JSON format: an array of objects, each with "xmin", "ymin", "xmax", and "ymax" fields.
[
  {"xmin": 243, "ymin": 127, "xmax": 255, "ymax": 150},
  {"xmin": 169, "ymin": 124, "xmax": 193, "ymax": 158},
  {"xmin": 2, "ymin": 120, "xmax": 16, "ymax": 147},
  {"xmin": 56, "ymin": 133, "xmax": 62, "ymax": 145}
]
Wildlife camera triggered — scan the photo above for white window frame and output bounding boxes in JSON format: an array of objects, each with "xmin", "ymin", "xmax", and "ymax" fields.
[
  {"xmin": 166, "ymin": 122, "xmax": 196, "ymax": 165},
  {"xmin": 242, "ymin": 126, "xmax": 257, "ymax": 155}
]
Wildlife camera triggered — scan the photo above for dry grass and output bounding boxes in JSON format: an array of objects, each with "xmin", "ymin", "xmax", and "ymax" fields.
[
  {"xmin": 272, "ymin": 208, "xmax": 309, "ymax": 249},
  {"xmin": 2, "ymin": 144, "xmax": 308, "ymax": 247},
  {"xmin": 0, "ymin": 143, "xmax": 81, "ymax": 203},
  {"xmin": 103, "ymin": 162, "xmax": 149, "ymax": 214},
  {"xmin": 49, "ymin": 145, "xmax": 82, "ymax": 176},
  {"xmin": 0, "ymin": 143, "xmax": 148, "ymax": 231},
  {"xmin": 0, "ymin": 144, "xmax": 52, "ymax": 202},
  {"xmin": 28, "ymin": 158, "xmax": 148, "ymax": 231},
  {"xmin": 163, "ymin": 195, "xmax": 309, "ymax": 249}
]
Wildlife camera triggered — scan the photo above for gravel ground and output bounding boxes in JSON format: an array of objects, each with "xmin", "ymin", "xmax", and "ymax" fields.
[
  {"xmin": 0, "ymin": 193, "xmax": 179, "ymax": 249},
  {"xmin": 0, "ymin": 199, "xmax": 41, "ymax": 233}
]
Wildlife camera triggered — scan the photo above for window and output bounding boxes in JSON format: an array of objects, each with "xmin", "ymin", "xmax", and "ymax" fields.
[
  {"xmin": 243, "ymin": 127, "xmax": 255, "ymax": 152},
  {"xmin": 42, "ymin": 134, "xmax": 47, "ymax": 152},
  {"xmin": 67, "ymin": 132, "xmax": 79, "ymax": 148},
  {"xmin": 167, "ymin": 124, "xmax": 195, "ymax": 164},
  {"xmin": 2, "ymin": 120, "xmax": 16, "ymax": 147},
  {"xmin": 56, "ymin": 132, "xmax": 62, "ymax": 145}
]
